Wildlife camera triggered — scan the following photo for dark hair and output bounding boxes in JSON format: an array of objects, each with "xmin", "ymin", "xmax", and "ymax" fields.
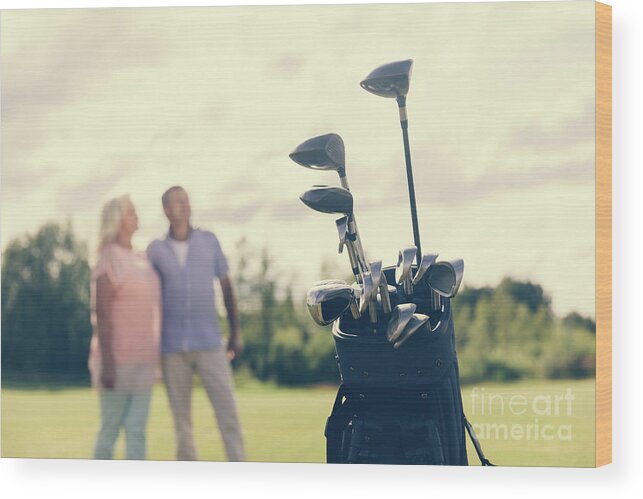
[{"xmin": 161, "ymin": 186, "xmax": 186, "ymax": 207}]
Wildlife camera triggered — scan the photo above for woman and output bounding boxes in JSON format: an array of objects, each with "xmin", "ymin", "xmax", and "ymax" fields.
[{"xmin": 89, "ymin": 195, "xmax": 161, "ymax": 460}]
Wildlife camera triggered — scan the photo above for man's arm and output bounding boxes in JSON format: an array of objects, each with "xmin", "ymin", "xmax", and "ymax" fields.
[{"xmin": 220, "ymin": 274, "xmax": 242, "ymax": 360}]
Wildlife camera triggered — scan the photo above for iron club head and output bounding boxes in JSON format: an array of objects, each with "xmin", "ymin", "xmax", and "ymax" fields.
[
  {"xmin": 369, "ymin": 260, "xmax": 383, "ymax": 293},
  {"xmin": 426, "ymin": 259, "xmax": 465, "ymax": 298},
  {"xmin": 394, "ymin": 313, "xmax": 430, "ymax": 348},
  {"xmin": 412, "ymin": 252, "xmax": 439, "ymax": 285},
  {"xmin": 335, "ymin": 216, "xmax": 349, "ymax": 254},
  {"xmin": 369, "ymin": 260, "xmax": 392, "ymax": 315},
  {"xmin": 358, "ymin": 271, "xmax": 375, "ymax": 315},
  {"xmin": 395, "ymin": 246, "xmax": 417, "ymax": 284},
  {"xmin": 313, "ymin": 279, "xmax": 347, "ymax": 287},
  {"xmin": 386, "ymin": 303, "xmax": 417, "ymax": 343},
  {"xmin": 306, "ymin": 283, "xmax": 356, "ymax": 326}
]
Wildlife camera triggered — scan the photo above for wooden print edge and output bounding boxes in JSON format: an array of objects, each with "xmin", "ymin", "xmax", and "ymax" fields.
[{"xmin": 595, "ymin": 0, "xmax": 612, "ymax": 468}]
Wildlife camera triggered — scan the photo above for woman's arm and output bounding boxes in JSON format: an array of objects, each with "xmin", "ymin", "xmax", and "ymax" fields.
[{"xmin": 95, "ymin": 274, "xmax": 117, "ymax": 389}]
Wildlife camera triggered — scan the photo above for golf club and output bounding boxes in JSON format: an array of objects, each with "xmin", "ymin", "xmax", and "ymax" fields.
[
  {"xmin": 411, "ymin": 253, "xmax": 439, "ymax": 285},
  {"xmin": 314, "ymin": 279, "xmax": 348, "ymax": 287},
  {"xmin": 412, "ymin": 252, "xmax": 440, "ymax": 310},
  {"xmin": 395, "ymin": 246, "xmax": 417, "ymax": 296},
  {"xmin": 306, "ymin": 282, "xmax": 359, "ymax": 326},
  {"xmin": 386, "ymin": 303, "xmax": 416, "ymax": 343},
  {"xmin": 335, "ymin": 216, "xmax": 361, "ymax": 281},
  {"xmin": 393, "ymin": 313, "xmax": 430, "ymax": 349},
  {"xmin": 289, "ymin": 133, "xmax": 349, "ymax": 189},
  {"xmin": 300, "ymin": 186, "xmax": 369, "ymax": 277},
  {"xmin": 359, "ymin": 271, "xmax": 378, "ymax": 324},
  {"xmin": 369, "ymin": 260, "xmax": 392, "ymax": 314},
  {"xmin": 291, "ymin": 134, "xmax": 368, "ymax": 275},
  {"xmin": 426, "ymin": 259, "xmax": 465, "ymax": 298},
  {"xmin": 361, "ymin": 59, "xmax": 422, "ymax": 263}
]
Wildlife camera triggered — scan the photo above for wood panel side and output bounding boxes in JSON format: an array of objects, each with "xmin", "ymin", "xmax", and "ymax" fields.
[{"xmin": 595, "ymin": 0, "xmax": 612, "ymax": 468}]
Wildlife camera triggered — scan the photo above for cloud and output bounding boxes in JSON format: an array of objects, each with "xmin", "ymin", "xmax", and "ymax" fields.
[
  {"xmin": 507, "ymin": 100, "xmax": 595, "ymax": 152},
  {"xmin": 55, "ymin": 157, "xmax": 135, "ymax": 213},
  {"xmin": 268, "ymin": 54, "xmax": 305, "ymax": 77},
  {"xmin": 2, "ymin": 9, "xmax": 167, "ymax": 124}
]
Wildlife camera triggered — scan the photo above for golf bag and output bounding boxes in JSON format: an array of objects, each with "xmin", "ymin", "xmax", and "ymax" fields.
[{"xmin": 324, "ymin": 267, "xmax": 492, "ymax": 466}]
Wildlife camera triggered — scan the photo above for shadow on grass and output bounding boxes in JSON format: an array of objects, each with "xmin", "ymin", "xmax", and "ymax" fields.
[{"xmin": 1, "ymin": 372, "xmax": 91, "ymax": 391}]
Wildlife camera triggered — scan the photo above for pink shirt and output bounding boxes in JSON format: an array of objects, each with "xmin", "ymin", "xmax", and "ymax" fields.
[{"xmin": 88, "ymin": 243, "xmax": 161, "ymax": 391}]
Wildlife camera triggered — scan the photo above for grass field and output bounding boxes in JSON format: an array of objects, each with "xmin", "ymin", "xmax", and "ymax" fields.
[{"xmin": 1, "ymin": 378, "xmax": 595, "ymax": 467}]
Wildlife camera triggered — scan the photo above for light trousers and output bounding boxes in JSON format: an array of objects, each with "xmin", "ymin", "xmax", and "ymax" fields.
[
  {"xmin": 94, "ymin": 390, "xmax": 152, "ymax": 460},
  {"xmin": 162, "ymin": 347, "xmax": 245, "ymax": 461}
]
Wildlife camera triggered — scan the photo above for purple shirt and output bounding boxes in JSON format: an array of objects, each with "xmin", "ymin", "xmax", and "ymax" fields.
[{"xmin": 147, "ymin": 229, "xmax": 229, "ymax": 354}]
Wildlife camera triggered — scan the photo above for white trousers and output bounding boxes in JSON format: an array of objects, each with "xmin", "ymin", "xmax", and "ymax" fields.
[
  {"xmin": 94, "ymin": 390, "xmax": 152, "ymax": 460},
  {"xmin": 162, "ymin": 347, "xmax": 245, "ymax": 461}
]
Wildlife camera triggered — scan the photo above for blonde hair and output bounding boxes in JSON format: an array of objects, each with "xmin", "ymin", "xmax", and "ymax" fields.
[{"xmin": 97, "ymin": 195, "xmax": 132, "ymax": 251}]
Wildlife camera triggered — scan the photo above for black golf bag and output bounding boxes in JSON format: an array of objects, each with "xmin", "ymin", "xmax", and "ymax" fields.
[{"xmin": 324, "ymin": 267, "xmax": 492, "ymax": 466}]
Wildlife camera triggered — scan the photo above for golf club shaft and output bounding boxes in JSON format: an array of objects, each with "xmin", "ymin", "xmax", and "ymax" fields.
[
  {"xmin": 347, "ymin": 216, "xmax": 369, "ymax": 274},
  {"xmin": 338, "ymin": 170, "xmax": 350, "ymax": 191},
  {"xmin": 344, "ymin": 238, "xmax": 362, "ymax": 283},
  {"xmin": 396, "ymin": 96, "xmax": 422, "ymax": 262},
  {"xmin": 350, "ymin": 300, "xmax": 361, "ymax": 319},
  {"xmin": 379, "ymin": 276, "xmax": 392, "ymax": 314},
  {"xmin": 337, "ymin": 172, "xmax": 369, "ymax": 275}
]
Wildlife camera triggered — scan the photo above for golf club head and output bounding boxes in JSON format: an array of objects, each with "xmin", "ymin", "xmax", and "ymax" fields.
[
  {"xmin": 358, "ymin": 271, "xmax": 375, "ymax": 314},
  {"xmin": 394, "ymin": 313, "xmax": 430, "ymax": 349},
  {"xmin": 300, "ymin": 186, "xmax": 353, "ymax": 215},
  {"xmin": 395, "ymin": 246, "xmax": 417, "ymax": 284},
  {"xmin": 386, "ymin": 303, "xmax": 417, "ymax": 343},
  {"xmin": 289, "ymin": 133, "xmax": 345, "ymax": 172},
  {"xmin": 426, "ymin": 258, "xmax": 465, "ymax": 298},
  {"xmin": 313, "ymin": 279, "xmax": 347, "ymax": 287},
  {"xmin": 412, "ymin": 252, "xmax": 439, "ymax": 285},
  {"xmin": 360, "ymin": 59, "xmax": 413, "ymax": 99},
  {"xmin": 335, "ymin": 216, "xmax": 349, "ymax": 253},
  {"xmin": 369, "ymin": 260, "xmax": 383, "ymax": 290},
  {"xmin": 306, "ymin": 283, "xmax": 355, "ymax": 326}
]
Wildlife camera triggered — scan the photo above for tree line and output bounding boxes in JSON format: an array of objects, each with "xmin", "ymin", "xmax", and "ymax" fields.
[{"xmin": 1, "ymin": 222, "xmax": 595, "ymax": 386}]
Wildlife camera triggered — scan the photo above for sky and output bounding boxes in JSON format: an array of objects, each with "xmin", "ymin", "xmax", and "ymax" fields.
[{"xmin": 1, "ymin": 1, "xmax": 596, "ymax": 317}]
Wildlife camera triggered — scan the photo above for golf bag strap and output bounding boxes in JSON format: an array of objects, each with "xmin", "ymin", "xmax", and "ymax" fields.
[
  {"xmin": 325, "ymin": 385, "xmax": 352, "ymax": 464},
  {"xmin": 464, "ymin": 415, "xmax": 495, "ymax": 466}
]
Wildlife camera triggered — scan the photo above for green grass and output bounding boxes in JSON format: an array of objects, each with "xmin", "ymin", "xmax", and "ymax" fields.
[{"xmin": 1, "ymin": 378, "xmax": 595, "ymax": 466}]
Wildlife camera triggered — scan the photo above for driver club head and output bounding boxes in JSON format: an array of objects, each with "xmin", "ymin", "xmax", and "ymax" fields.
[
  {"xmin": 306, "ymin": 283, "xmax": 356, "ymax": 326},
  {"xmin": 300, "ymin": 186, "xmax": 353, "ymax": 215},
  {"xmin": 386, "ymin": 303, "xmax": 417, "ymax": 343},
  {"xmin": 394, "ymin": 313, "xmax": 430, "ymax": 349},
  {"xmin": 412, "ymin": 252, "xmax": 439, "ymax": 285},
  {"xmin": 426, "ymin": 259, "xmax": 465, "ymax": 298},
  {"xmin": 395, "ymin": 246, "xmax": 417, "ymax": 284},
  {"xmin": 360, "ymin": 59, "xmax": 413, "ymax": 99},
  {"xmin": 289, "ymin": 133, "xmax": 345, "ymax": 172}
]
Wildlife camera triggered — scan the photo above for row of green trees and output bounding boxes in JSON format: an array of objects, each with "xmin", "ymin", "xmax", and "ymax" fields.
[{"xmin": 1, "ymin": 222, "xmax": 595, "ymax": 386}]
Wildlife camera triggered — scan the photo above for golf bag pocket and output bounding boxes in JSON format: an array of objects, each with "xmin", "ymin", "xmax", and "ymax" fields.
[{"xmin": 345, "ymin": 413, "xmax": 444, "ymax": 465}]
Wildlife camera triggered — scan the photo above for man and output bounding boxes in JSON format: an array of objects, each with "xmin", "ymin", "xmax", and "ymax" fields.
[{"xmin": 147, "ymin": 186, "xmax": 245, "ymax": 461}]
